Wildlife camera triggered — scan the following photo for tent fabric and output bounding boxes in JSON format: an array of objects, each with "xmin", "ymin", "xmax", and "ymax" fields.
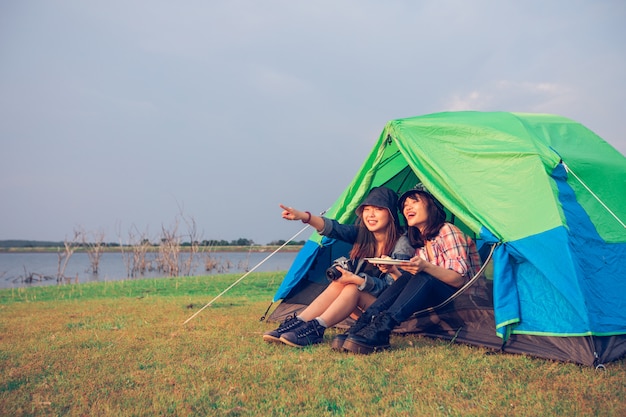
[
  {"xmin": 269, "ymin": 111, "xmax": 626, "ymax": 366},
  {"xmin": 273, "ymin": 239, "xmax": 323, "ymax": 302}
]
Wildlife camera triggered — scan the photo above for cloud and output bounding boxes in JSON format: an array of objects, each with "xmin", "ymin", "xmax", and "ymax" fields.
[{"xmin": 444, "ymin": 80, "xmax": 574, "ymax": 112}]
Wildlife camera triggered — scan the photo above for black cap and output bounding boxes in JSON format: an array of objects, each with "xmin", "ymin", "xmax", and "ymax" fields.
[
  {"xmin": 398, "ymin": 183, "xmax": 446, "ymax": 215},
  {"xmin": 356, "ymin": 186, "xmax": 401, "ymax": 226}
]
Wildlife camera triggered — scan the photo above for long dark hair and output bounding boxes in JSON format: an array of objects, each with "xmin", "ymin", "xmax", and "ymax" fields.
[
  {"xmin": 349, "ymin": 211, "xmax": 401, "ymax": 259},
  {"xmin": 404, "ymin": 192, "xmax": 446, "ymax": 248}
]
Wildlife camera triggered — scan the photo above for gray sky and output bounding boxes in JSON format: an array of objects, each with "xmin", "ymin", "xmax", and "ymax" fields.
[{"xmin": 1, "ymin": 1, "xmax": 625, "ymax": 245}]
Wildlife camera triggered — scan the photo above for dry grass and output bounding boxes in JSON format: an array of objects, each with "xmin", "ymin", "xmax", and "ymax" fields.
[{"xmin": 1, "ymin": 273, "xmax": 625, "ymax": 416}]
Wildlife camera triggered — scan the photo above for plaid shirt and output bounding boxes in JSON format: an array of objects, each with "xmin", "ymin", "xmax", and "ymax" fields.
[{"xmin": 416, "ymin": 222, "xmax": 483, "ymax": 287}]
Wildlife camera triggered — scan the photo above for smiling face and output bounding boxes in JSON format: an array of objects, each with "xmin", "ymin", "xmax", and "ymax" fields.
[
  {"xmin": 402, "ymin": 194, "xmax": 430, "ymax": 232},
  {"xmin": 360, "ymin": 205, "xmax": 392, "ymax": 233}
]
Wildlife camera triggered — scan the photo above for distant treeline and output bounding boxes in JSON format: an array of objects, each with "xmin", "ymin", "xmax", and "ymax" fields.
[{"xmin": 0, "ymin": 239, "xmax": 306, "ymax": 249}]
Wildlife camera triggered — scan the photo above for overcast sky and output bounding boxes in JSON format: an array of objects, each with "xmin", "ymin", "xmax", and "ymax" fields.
[{"xmin": 1, "ymin": 1, "xmax": 625, "ymax": 245}]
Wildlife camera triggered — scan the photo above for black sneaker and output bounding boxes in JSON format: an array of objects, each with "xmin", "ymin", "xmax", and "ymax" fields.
[
  {"xmin": 279, "ymin": 320, "xmax": 325, "ymax": 348},
  {"xmin": 262, "ymin": 314, "xmax": 304, "ymax": 343}
]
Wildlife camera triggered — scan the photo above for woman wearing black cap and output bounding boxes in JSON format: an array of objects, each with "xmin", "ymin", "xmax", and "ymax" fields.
[
  {"xmin": 263, "ymin": 186, "xmax": 414, "ymax": 348},
  {"xmin": 341, "ymin": 183, "xmax": 483, "ymax": 354}
]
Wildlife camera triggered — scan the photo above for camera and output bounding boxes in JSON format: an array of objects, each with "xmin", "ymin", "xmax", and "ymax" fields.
[{"xmin": 326, "ymin": 256, "xmax": 353, "ymax": 281}]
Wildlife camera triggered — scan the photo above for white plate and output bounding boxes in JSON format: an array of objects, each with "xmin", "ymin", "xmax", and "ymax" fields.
[{"xmin": 364, "ymin": 258, "xmax": 411, "ymax": 265}]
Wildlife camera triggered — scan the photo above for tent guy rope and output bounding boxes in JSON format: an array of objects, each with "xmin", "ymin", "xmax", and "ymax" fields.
[
  {"xmin": 182, "ymin": 222, "xmax": 313, "ymax": 325},
  {"xmin": 564, "ymin": 163, "xmax": 626, "ymax": 228}
]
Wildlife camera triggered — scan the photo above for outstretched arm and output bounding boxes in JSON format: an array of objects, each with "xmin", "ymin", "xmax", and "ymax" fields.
[{"xmin": 279, "ymin": 204, "xmax": 325, "ymax": 232}]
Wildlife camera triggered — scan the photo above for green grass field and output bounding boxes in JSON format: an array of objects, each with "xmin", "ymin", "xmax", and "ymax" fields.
[{"xmin": 1, "ymin": 272, "xmax": 625, "ymax": 416}]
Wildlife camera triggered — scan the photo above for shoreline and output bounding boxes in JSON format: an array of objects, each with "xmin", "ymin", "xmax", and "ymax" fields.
[{"xmin": 0, "ymin": 245, "xmax": 304, "ymax": 254}]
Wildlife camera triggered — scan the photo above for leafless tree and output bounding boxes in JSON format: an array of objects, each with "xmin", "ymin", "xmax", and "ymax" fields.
[
  {"xmin": 118, "ymin": 229, "xmax": 131, "ymax": 277},
  {"xmin": 236, "ymin": 244, "xmax": 254, "ymax": 272},
  {"xmin": 203, "ymin": 241, "xmax": 219, "ymax": 272},
  {"xmin": 77, "ymin": 227, "xmax": 106, "ymax": 274},
  {"xmin": 134, "ymin": 237, "xmax": 153, "ymax": 276},
  {"xmin": 156, "ymin": 219, "xmax": 180, "ymax": 277},
  {"xmin": 15, "ymin": 267, "xmax": 54, "ymax": 284},
  {"xmin": 57, "ymin": 231, "xmax": 79, "ymax": 281},
  {"xmin": 181, "ymin": 215, "xmax": 200, "ymax": 276},
  {"xmin": 155, "ymin": 209, "xmax": 203, "ymax": 277},
  {"xmin": 118, "ymin": 224, "xmax": 152, "ymax": 278}
]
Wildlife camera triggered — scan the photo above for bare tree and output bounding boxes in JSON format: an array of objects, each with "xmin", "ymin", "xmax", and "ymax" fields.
[
  {"xmin": 156, "ymin": 219, "xmax": 180, "ymax": 277},
  {"xmin": 117, "ymin": 222, "xmax": 130, "ymax": 277},
  {"xmin": 77, "ymin": 227, "xmax": 106, "ymax": 274},
  {"xmin": 57, "ymin": 231, "xmax": 79, "ymax": 282},
  {"xmin": 181, "ymin": 215, "xmax": 200, "ymax": 276},
  {"xmin": 15, "ymin": 267, "xmax": 54, "ymax": 284},
  {"xmin": 237, "ymin": 244, "xmax": 254, "ymax": 272},
  {"xmin": 118, "ymin": 224, "xmax": 152, "ymax": 278},
  {"xmin": 133, "ymin": 236, "xmax": 153, "ymax": 276},
  {"xmin": 203, "ymin": 241, "xmax": 219, "ymax": 272},
  {"xmin": 155, "ymin": 210, "xmax": 204, "ymax": 277}
]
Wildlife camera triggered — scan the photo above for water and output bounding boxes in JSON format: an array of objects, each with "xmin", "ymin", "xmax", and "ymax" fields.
[{"xmin": 0, "ymin": 250, "xmax": 299, "ymax": 289}]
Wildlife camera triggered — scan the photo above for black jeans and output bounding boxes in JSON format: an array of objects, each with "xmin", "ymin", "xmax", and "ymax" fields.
[{"xmin": 367, "ymin": 272, "xmax": 458, "ymax": 323}]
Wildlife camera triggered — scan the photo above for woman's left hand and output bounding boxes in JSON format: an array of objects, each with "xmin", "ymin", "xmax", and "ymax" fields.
[
  {"xmin": 398, "ymin": 256, "xmax": 429, "ymax": 275},
  {"xmin": 398, "ymin": 256, "xmax": 466, "ymax": 288}
]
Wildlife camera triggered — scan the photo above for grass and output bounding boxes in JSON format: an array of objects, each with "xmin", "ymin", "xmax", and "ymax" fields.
[{"xmin": 1, "ymin": 272, "xmax": 625, "ymax": 416}]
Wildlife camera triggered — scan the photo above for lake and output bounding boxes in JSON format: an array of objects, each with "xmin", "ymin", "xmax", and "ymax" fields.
[{"xmin": 0, "ymin": 250, "xmax": 299, "ymax": 289}]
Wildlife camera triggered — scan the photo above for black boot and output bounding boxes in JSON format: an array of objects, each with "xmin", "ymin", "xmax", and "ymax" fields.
[
  {"xmin": 330, "ymin": 309, "xmax": 376, "ymax": 351},
  {"xmin": 342, "ymin": 312, "xmax": 398, "ymax": 354}
]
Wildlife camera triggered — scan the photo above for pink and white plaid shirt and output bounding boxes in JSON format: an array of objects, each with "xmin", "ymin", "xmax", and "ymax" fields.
[{"xmin": 415, "ymin": 223, "xmax": 486, "ymax": 296}]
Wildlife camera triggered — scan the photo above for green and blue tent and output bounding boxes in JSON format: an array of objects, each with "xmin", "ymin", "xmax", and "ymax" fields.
[{"xmin": 268, "ymin": 111, "xmax": 626, "ymax": 366}]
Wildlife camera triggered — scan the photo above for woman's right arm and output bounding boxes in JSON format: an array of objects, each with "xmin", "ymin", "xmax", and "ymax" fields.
[
  {"xmin": 279, "ymin": 204, "xmax": 325, "ymax": 232},
  {"xmin": 279, "ymin": 204, "xmax": 359, "ymax": 243}
]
